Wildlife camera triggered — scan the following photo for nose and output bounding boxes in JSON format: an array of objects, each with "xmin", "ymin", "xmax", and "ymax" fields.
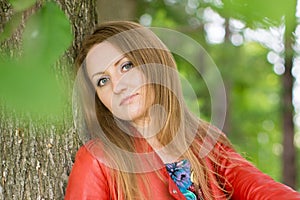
[{"xmin": 112, "ymin": 75, "xmax": 127, "ymax": 94}]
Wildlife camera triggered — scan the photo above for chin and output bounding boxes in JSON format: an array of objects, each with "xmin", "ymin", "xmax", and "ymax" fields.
[{"xmin": 114, "ymin": 109, "xmax": 145, "ymax": 122}]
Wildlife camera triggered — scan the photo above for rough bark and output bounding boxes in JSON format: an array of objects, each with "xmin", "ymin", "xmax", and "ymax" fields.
[{"xmin": 0, "ymin": 0, "xmax": 98, "ymax": 199}]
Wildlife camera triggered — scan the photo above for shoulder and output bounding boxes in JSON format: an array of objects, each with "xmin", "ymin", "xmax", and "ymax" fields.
[
  {"xmin": 72, "ymin": 140, "xmax": 112, "ymax": 174},
  {"xmin": 69, "ymin": 140, "xmax": 109, "ymax": 179},
  {"xmin": 72, "ymin": 140, "xmax": 103, "ymax": 164},
  {"xmin": 65, "ymin": 141, "xmax": 111, "ymax": 199}
]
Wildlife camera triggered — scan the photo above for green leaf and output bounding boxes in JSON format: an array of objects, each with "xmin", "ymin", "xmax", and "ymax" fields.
[
  {"xmin": 0, "ymin": 1, "xmax": 73, "ymax": 119},
  {"xmin": 0, "ymin": 12, "xmax": 22, "ymax": 43},
  {"xmin": 22, "ymin": 1, "xmax": 73, "ymax": 68},
  {"xmin": 0, "ymin": 60, "xmax": 65, "ymax": 117},
  {"xmin": 8, "ymin": 0, "xmax": 37, "ymax": 12},
  {"xmin": 216, "ymin": 0, "xmax": 296, "ymax": 28}
]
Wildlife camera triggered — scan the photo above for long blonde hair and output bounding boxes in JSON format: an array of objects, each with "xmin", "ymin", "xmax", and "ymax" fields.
[{"xmin": 74, "ymin": 21, "xmax": 233, "ymax": 199}]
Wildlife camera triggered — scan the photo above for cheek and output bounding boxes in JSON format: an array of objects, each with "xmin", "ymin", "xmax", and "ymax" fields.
[
  {"xmin": 126, "ymin": 69, "xmax": 146, "ymax": 89},
  {"xmin": 97, "ymin": 90, "xmax": 112, "ymax": 111}
]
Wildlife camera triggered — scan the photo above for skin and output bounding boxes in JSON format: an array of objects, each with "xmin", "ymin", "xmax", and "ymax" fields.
[
  {"xmin": 85, "ymin": 41, "xmax": 154, "ymax": 127},
  {"xmin": 85, "ymin": 41, "xmax": 179, "ymax": 163}
]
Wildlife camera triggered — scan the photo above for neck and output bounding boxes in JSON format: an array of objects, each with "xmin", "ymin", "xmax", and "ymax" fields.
[
  {"xmin": 131, "ymin": 120, "xmax": 181, "ymax": 164},
  {"xmin": 131, "ymin": 116, "xmax": 163, "ymax": 139}
]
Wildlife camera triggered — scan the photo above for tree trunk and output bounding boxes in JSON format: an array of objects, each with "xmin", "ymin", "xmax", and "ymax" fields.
[
  {"xmin": 0, "ymin": 0, "xmax": 97, "ymax": 199},
  {"xmin": 222, "ymin": 19, "xmax": 232, "ymax": 135},
  {"xmin": 282, "ymin": 17, "xmax": 297, "ymax": 189},
  {"xmin": 282, "ymin": 34, "xmax": 297, "ymax": 189},
  {"xmin": 97, "ymin": 0, "xmax": 137, "ymax": 22}
]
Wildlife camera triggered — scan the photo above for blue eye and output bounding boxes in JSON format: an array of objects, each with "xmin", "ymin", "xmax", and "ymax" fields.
[
  {"xmin": 121, "ymin": 61, "xmax": 133, "ymax": 72},
  {"xmin": 97, "ymin": 77, "xmax": 110, "ymax": 87}
]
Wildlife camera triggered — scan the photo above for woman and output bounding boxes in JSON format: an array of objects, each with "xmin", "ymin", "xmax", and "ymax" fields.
[{"xmin": 65, "ymin": 21, "xmax": 300, "ymax": 200}]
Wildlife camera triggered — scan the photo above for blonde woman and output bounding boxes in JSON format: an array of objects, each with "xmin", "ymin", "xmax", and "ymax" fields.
[{"xmin": 65, "ymin": 21, "xmax": 300, "ymax": 200}]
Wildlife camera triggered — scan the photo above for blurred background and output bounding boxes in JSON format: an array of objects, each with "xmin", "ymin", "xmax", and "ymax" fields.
[
  {"xmin": 0, "ymin": 0, "xmax": 299, "ymax": 199},
  {"xmin": 133, "ymin": 0, "xmax": 300, "ymax": 189}
]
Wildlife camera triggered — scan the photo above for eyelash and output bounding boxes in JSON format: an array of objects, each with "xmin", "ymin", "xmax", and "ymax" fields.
[
  {"xmin": 121, "ymin": 61, "xmax": 133, "ymax": 72},
  {"xmin": 96, "ymin": 61, "xmax": 134, "ymax": 87},
  {"xmin": 97, "ymin": 76, "xmax": 109, "ymax": 87}
]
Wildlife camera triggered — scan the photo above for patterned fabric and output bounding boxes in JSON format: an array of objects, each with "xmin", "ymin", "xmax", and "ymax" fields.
[{"xmin": 165, "ymin": 159, "xmax": 201, "ymax": 200}]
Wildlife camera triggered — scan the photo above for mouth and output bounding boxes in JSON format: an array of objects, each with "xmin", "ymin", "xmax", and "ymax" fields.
[{"xmin": 120, "ymin": 93, "xmax": 139, "ymax": 106}]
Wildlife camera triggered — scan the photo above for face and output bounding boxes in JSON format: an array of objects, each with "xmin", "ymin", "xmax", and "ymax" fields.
[{"xmin": 85, "ymin": 41, "xmax": 154, "ymax": 126}]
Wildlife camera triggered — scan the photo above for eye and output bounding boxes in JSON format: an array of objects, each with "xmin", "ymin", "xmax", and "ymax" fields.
[
  {"xmin": 121, "ymin": 61, "xmax": 133, "ymax": 72},
  {"xmin": 97, "ymin": 77, "xmax": 110, "ymax": 87}
]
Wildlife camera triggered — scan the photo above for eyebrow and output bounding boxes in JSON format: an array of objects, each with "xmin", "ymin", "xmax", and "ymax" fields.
[{"xmin": 91, "ymin": 56, "xmax": 126, "ymax": 78}]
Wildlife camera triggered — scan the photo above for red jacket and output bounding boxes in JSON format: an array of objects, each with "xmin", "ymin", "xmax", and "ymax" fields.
[{"xmin": 65, "ymin": 140, "xmax": 300, "ymax": 199}]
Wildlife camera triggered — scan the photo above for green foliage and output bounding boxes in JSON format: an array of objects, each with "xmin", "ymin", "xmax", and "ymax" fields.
[
  {"xmin": 175, "ymin": 54, "xmax": 211, "ymax": 121},
  {"xmin": 136, "ymin": 0, "xmax": 294, "ymax": 183},
  {"xmin": 137, "ymin": 0, "xmax": 192, "ymax": 27},
  {"xmin": 215, "ymin": 0, "xmax": 297, "ymax": 30},
  {"xmin": 0, "ymin": 1, "xmax": 73, "ymax": 120},
  {"xmin": 151, "ymin": 9, "xmax": 178, "ymax": 28},
  {"xmin": 22, "ymin": 1, "xmax": 72, "ymax": 68},
  {"xmin": 204, "ymin": 41, "xmax": 282, "ymax": 180},
  {"xmin": 0, "ymin": 12, "xmax": 22, "ymax": 42},
  {"xmin": 0, "ymin": 0, "xmax": 38, "ymax": 42},
  {"xmin": 229, "ymin": 43, "xmax": 282, "ymax": 180},
  {"xmin": 8, "ymin": 0, "xmax": 37, "ymax": 12}
]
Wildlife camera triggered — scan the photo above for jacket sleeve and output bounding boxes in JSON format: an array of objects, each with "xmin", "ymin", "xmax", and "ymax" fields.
[
  {"xmin": 65, "ymin": 146, "xmax": 110, "ymax": 200},
  {"xmin": 217, "ymin": 144, "xmax": 300, "ymax": 200}
]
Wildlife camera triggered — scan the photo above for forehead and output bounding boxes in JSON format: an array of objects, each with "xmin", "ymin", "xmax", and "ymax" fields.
[{"xmin": 85, "ymin": 41, "xmax": 124, "ymax": 76}]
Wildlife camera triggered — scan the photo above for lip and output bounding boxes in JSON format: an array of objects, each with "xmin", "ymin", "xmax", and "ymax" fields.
[{"xmin": 120, "ymin": 93, "xmax": 139, "ymax": 106}]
